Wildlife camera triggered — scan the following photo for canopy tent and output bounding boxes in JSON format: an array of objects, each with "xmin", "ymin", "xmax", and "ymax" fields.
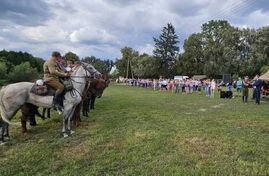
[
  {"xmin": 192, "ymin": 75, "xmax": 207, "ymax": 80},
  {"xmin": 259, "ymin": 70, "xmax": 269, "ymax": 81}
]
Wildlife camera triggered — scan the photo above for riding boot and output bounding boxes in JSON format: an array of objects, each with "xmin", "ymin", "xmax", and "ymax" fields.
[{"xmin": 53, "ymin": 92, "xmax": 64, "ymax": 113}]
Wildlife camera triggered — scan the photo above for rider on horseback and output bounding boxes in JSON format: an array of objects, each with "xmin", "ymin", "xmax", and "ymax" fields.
[{"xmin": 43, "ymin": 51, "xmax": 71, "ymax": 112}]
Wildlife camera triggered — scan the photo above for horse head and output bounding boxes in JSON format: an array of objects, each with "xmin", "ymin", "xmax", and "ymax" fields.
[{"xmin": 81, "ymin": 62, "xmax": 102, "ymax": 79}]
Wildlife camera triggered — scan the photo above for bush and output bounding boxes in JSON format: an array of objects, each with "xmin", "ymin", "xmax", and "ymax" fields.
[
  {"xmin": 0, "ymin": 62, "xmax": 7, "ymax": 79},
  {"xmin": 8, "ymin": 62, "xmax": 39, "ymax": 83}
]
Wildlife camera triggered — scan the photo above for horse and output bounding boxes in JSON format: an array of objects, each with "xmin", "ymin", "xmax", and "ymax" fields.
[
  {"xmin": 82, "ymin": 76, "xmax": 110, "ymax": 116},
  {"xmin": 73, "ymin": 76, "xmax": 110, "ymax": 126},
  {"xmin": 20, "ymin": 103, "xmax": 45, "ymax": 133},
  {"xmin": 0, "ymin": 63, "xmax": 101, "ymax": 143}
]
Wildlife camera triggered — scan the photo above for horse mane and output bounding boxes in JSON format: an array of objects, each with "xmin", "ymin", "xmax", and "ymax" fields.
[{"xmin": 71, "ymin": 65, "xmax": 82, "ymax": 76}]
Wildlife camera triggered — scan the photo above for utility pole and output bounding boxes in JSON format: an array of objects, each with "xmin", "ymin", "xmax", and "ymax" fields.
[{"xmin": 126, "ymin": 57, "xmax": 129, "ymax": 79}]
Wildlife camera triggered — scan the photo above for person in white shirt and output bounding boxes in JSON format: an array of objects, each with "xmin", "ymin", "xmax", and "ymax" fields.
[{"xmin": 210, "ymin": 79, "xmax": 216, "ymax": 97}]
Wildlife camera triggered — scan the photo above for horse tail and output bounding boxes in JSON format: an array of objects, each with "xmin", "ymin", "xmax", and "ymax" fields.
[{"xmin": 0, "ymin": 86, "xmax": 12, "ymax": 125}]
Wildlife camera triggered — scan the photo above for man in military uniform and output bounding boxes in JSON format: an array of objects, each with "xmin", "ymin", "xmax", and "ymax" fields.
[{"xmin": 43, "ymin": 51, "xmax": 70, "ymax": 112}]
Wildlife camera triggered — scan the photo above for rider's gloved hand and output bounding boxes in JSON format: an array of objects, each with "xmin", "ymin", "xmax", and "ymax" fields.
[{"xmin": 65, "ymin": 73, "xmax": 71, "ymax": 77}]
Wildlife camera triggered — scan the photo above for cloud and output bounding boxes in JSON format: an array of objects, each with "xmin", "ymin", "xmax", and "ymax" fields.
[
  {"xmin": 138, "ymin": 44, "xmax": 154, "ymax": 55},
  {"xmin": 0, "ymin": 0, "xmax": 52, "ymax": 26},
  {"xmin": 0, "ymin": 0, "xmax": 268, "ymax": 60},
  {"xmin": 70, "ymin": 27, "xmax": 119, "ymax": 45},
  {"xmin": 244, "ymin": 9, "xmax": 269, "ymax": 28}
]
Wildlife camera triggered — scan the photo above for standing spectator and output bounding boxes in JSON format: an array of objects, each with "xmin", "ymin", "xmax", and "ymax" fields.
[
  {"xmin": 153, "ymin": 79, "xmax": 158, "ymax": 90},
  {"xmin": 189, "ymin": 79, "xmax": 194, "ymax": 94},
  {"xmin": 204, "ymin": 80, "xmax": 210, "ymax": 96},
  {"xmin": 236, "ymin": 78, "xmax": 242, "ymax": 96},
  {"xmin": 253, "ymin": 75, "xmax": 262, "ymax": 104},
  {"xmin": 181, "ymin": 79, "xmax": 185, "ymax": 92},
  {"xmin": 210, "ymin": 79, "xmax": 216, "ymax": 97},
  {"xmin": 185, "ymin": 79, "xmax": 190, "ymax": 94},
  {"xmin": 197, "ymin": 80, "xmax": 202, "ymax": 94},
  {"xmin": 161, "ymin": 79, "xmax": 168, "ymax": 91},
  {"xmin": 242, "ymin": 76, "xmax": 250, "ymax": 103},
  {"xmin": 175, "ymin": 80, "xmax": 180, "ymax": 94}
]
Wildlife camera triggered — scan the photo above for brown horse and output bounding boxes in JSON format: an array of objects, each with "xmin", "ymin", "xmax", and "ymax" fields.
[
  {"xmin": 73, "ymin": 76, "xmax": 110, "ymax": 126},
  {"xmin": 20, "ymin": 103, "xmax": 45, "ymax": 133}
]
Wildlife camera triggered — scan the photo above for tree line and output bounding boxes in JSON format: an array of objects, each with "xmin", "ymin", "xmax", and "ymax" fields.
[
  {"xmin": 115, "ymin": 20, "xmax": 269, "ymax": 79},
  {"xmin": 0, "ymin": 50, "xmax": 114, "ymax": 86}
]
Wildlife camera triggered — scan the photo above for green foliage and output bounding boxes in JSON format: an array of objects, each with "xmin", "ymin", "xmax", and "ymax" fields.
[
  {"xmin": 64, "ymin": 51, "xmax": 80, "ymax": 62},
  {"xmin": 8, "ymin": 62, "xmax": 39, "ymax": 82},
  {"xmin": 0, "ymin": 50, "xmax": 44, "ymax": 72},
  {"xmin": 110, "ymin": 68, "xmax": 119, "ymax": 79},
  {"xmin": 115, "ymin": 47, "xmax": 139, "ymax": 78},
  {"xmin": 82, "ymin": 56, "xmax": 114, "ymax": 74},
  {"xmin": 260, "ymin": 65, "xmax": 269, "ymax": 75},
  {"xmin": 181, "ymin": 33, "xmax": 204, "ymax": 76},
  {"xmin": 0, "ymin": 62, "xmax": 7, "ymax": 79},
  {"xmin": 153, "ymin": 23, "xmax": 179, "ymax": 78},
  {"xmin": 132, "ymin": 54, "xmax": 160, "ymax": 78}
]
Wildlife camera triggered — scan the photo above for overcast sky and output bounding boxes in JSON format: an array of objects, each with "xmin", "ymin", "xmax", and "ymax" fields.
[{"xmin": 0, "ymin": 0, "xmax": 268, "ymax": 60}]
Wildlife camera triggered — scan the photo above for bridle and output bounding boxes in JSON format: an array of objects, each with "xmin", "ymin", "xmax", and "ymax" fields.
[{"xmin": 68, "ymin": 63, "xmax": 100, "ymax": 98}]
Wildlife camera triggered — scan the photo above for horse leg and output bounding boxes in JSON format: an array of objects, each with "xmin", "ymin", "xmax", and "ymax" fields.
[
  {"xmin": 47, "ymin": 108, "xmax": 51, "ymax": 119},
  {"xmin": 29, "ymin": 115, "xmax": 37, "ymax": 126},
  {"xmin": 68, "ymin": 106, "xmax": 77, "ymax": 135},
  {"xmin": 90, "ymin": 95, "xmax": 96, "ymax": 109},
  {"xmin": 42, "ymin": 108, "xmax": 47, "ymax": 119},
  {"xmin": 73, "ymin": 103, "xmax": 82, "ymax": 127},
  {"xmin": 82, "ymin": 99, "xmax": 87, "ymax": 117},
  {"xmin": 62, "ymin": 117, "xmax": 68, "ymax": 138},
  {"xmin": 21, "ymin": 117, "xmax": 27, "ymax": 133},
  {"xmin": 86, "ymin": 99, "xmax": 90, "ymax": 117},
  {"xmin": 3, "ymin": 122, "xmax": 9, "ymax": 139},
  {"xmin": 0, "ymin": 120, "xmax": 5, "ymax": 144}
]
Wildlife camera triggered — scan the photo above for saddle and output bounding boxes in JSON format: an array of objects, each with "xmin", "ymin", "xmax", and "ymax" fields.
[
  {"xmin": 30, "ymin": 83, "xmax": 55, "ymax": 96},
  {"xmin": 30, "ymin": 79, "xmax": 74, "ymax": 96}
]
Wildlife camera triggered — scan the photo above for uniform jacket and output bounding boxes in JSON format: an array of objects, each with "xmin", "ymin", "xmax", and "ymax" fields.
[{"xmin": 43, "ymin": 57, "xmax": 67, "ymax": 81}]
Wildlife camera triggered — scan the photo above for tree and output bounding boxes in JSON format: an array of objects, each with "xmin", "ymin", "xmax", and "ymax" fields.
[
  {"xmin": 132, "ymin": 54, "xmax": 160, "ymax": 78},
  {"xmin": 82, "ymin": 56, "xmax": 114, "ymax": 74},
  {"xmin": 0, "ymin": 50, "xmax": 44, "ymax": 72},
  {"xmin": 115, "ymin": 47, "xmax": 139, "ymax": 78},
  {"xmin": 0, "ymin": 62, "xmax": 8, "ymax": 86},
  {"xmin": 64, "ymin": 51, "xmax": 80, "ymax": 62},
  {"xmin": 181, "ymin": 33, "xmax": 204, "ymax": 76},
  {"xmin": 153, "ymin": 23, "xmax": 179, "ymax": 78},
  {"xmin": 8, "ymin": 62, "xmax": 39, "ymax": 83},
  {"xmin": 201, "ymin": 20, "xmax": 235, "ymax": 77},
  {"xmin": 0, "ymin": 62, "xmax": 7, "ymax": 79}
]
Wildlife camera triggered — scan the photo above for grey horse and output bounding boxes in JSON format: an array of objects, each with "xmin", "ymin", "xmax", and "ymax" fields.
[{"xmin": 0, "ymin": 63, "xmax": 101, "ymax": 144}]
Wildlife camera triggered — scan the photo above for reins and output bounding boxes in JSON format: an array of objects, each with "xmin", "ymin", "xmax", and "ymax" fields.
[{"xmin": 69, "ymin": 64, "xmax": 94, "ymax": 98}]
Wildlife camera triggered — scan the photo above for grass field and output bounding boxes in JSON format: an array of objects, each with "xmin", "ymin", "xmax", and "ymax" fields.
[{"xmin": 0, "ymin": 84, "xmax": 269, "ymax": 175}]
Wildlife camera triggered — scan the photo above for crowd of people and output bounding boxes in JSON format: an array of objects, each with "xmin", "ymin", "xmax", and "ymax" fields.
[
  {"xmin": 121, "ymin": 75, "xmax": 269, "ymax": 105},
  {"xmin": 126, "ymin": 78, "xmax": 217, "ymax": 96}
]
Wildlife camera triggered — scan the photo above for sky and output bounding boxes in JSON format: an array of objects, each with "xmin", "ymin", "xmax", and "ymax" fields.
[{"xmin": 0, "ymin": 0, "xmax": 268, "ymax": 60}]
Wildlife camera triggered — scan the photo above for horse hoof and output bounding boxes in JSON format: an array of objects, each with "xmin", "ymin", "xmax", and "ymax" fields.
[
  {"xmin": 70, "ymin": 130, "xmax": 75, "ymax": 135},
  {"xmin": 63, "ymin": 133, "xmax": 69, "ymax": 138},
  {"xmin": 0, "ymin": 141, "xmax": 6, "ymax": 145}
]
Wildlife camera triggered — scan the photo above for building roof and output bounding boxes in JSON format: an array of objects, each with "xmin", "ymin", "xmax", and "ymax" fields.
[{"xmin": 192, "ymin": 75, "xmax": 207, "ymax": 80}]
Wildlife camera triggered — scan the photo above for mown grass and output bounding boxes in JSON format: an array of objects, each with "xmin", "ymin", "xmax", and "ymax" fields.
[{"xmin": 0, "ymin": 84, "xmax": 269, "ymax": 175}]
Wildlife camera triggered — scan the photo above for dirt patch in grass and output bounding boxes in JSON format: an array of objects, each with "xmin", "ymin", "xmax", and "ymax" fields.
[
  {"xmin": 175, "ymin": 136, "xmax": 227, "ymax": 165},
  {"xmin": 198, "ymin": 108, "xmax": 207, "ymax": 112},
  {"xmin": 234, "ymin": 119, "xmax": 260, "ymax": 128},
  {"xmin": 135, "ymin": 131, "xmax": 152, "ymax": 139},
  {"xmin": 211, "ymin": 103, "xmax": 225, "ymax": 109},
  {"xmin": 98, "ymin": 140, "xmax": 125, "ymax": 150},
  {"xmin": 58, "ymin": 141, "xmax": 92, "ymax": 160}
]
